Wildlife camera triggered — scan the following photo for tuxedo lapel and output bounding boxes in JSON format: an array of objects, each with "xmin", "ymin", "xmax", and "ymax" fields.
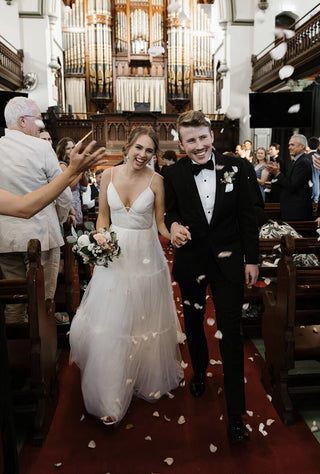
[{"xmin": 210, "ymin": 153, "xmax": 226, "ymax": 226}]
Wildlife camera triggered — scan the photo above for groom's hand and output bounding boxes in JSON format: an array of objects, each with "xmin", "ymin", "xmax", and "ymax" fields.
[
  {"xmin": 245, "ymin": 264, "xmax": 259, "ymax": 287},
  {"xmin": 170, "ymin": 222, "xmax": 191, "ymax": 248}
]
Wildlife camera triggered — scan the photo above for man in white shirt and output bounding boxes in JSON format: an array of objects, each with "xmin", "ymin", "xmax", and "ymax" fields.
[
  {"xmin": 0, "ymin": 97, "xmax": 72, "ymax": 323},
  {"xmin": 82, "ymin": 168, "xmax": 103, "ymax": 212}
]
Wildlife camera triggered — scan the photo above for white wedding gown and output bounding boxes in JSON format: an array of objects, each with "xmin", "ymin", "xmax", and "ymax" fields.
[{"xmin": 70, "ymin": 174, "xmax": 184, "ymax": 423}]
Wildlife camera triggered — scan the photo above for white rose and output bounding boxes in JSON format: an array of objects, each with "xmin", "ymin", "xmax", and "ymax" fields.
[{"xmin": 77, "ymin": 234, "xmax": 90, "ymax": 248}]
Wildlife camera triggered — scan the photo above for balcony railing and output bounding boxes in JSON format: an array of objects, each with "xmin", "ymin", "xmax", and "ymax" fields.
[
  {"xmin": 0, "ymin": 36, "xmax": 23, "ymax": 90},
  {"xmin": 251, "ymin": 6, "xmax": 320, "ymax": 92}
]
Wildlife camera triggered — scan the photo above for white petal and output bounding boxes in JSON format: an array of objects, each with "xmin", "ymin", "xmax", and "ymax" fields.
[
  {"xmin": 149, "ymin": 392, "xmax": 154, "ymax": 397},
  {"xmin": 115, "ymin": 398, "xmax": 121, "ymax": 407},
  {"xmin": 217, "ymin": 386, "xmax": 223, "ymax": 395},
  {"xmin": 178, "ymin": 415, "xmax": 186, "ymax": 424},
  {"xmin": 170, "ymin": 129, "xmax": 179, "ymax": 141},
  {"xmin": 219, "ymin": 414, "xmax": 223, "ymax": 421},
  {"xmin": 246, "ymin": 423, "xmax": 253, "ymax": 432},
  {"xmin": 311, "ymin": 421, "xmax": 319, "ymax": 432},
  {"xmin": 88, "ymin": 440, "xmax": 96, "ymax": 448},
  {"xmin": 248, "ymin": 357, "xmax": 254, "ymax": 362},
  {"xmin": 80, "ymin": 414, "xmax": 85, "ymax": 421},
  {"xmin": 216, "ymin": 164, "xmax": 225, "ymax": 170},
  {"xmin": 209, "ymin": 443, "xmax": 218, "ymax": 453},
  {"xmin": 226, "ymin": 105, "xmax": 242, "ymax": 121},
  {"xmin": 164, "ymin": 415, "xmax": 171, "ymax": 422},
  {"xmin": 145, "ymin": 435, "xmax": 152, "ymax": 440},
  {"xmin": 154, "ymin": 391, "xmax": 161, "ymax": 399},
  {"xmin": 194, "ymin": 303, "xmax": 203, "ymax": 310},
  {"xmin": 142, "ymin": 334, "xmax": 148, "ymax": 341},
  {"xmin": 279, "ymin": 65, "xmax": 294, "ymax": 80},
  {"xmin": 207, "ymin": 318, "xmax": 215, "ymax": 326},
  {"xmin": 244, "ymin": 376, "xmax": 247, "ymax": 383},
  {"xmin": 313, "ymin": 327, "xmax": 318, "ymax": 333},
  {"xmin": 183, "ymin": 300, "xmax": 191, "ymax": 306},
  {"xmin": 206, "ymin": 372, "xmax": 213, "ymax": 378},
  {"xmin": 54, "ymin": 462, "xmax": 62, "ymax": 468},
  {"xmin": 143, "ymin": 258, "xmax": 150, "ymax": 264},
  {"xmin": 266, "ymin": 394, "xmax": 272, "ymax": 402},
  {"xmin": 210, "ymin": 359, "xmax": 222, "ymax": 365},
  {"xmin": 217, "ymin": 251, "xmax": 232, "ymax": 258},
  {"xmin": 167, "ymin": 392, "xmax": 175, "ymax": 399},
  {"xmin": 270, "ymin": 42, "xmax": 287, "ymax": 60},
  {"xmin": 284, "ymin": 29, "xmax": 295, "ymax": 39},
  {"xmin": 220, "ymin": 128, "xmax": 224, "ymax": 134},
  {"xmin": 180, "ymin": 380, "xmax": 186, "ymax": 387},
  {"xmin": 214, "ymin": 330, "xmax": 223, "ymax": 340},
  {"xmin": 232, "ymin": 166, "xmax": 238, "ymax": 173},
  {"xmin": 255, "ymin": 10, "xmax": 266, "ymax": 24},
  {"xmin": 181, "ymin": 360, "xmax": 188, "ymax": 369},
  {"xmin": 259, "ymin": 423, "xmax": 268, "ymax": 436},
  {"xmin": 153, "ymin": 411, "xmax": 160, "ymax": 417},
  {"xmin": 196, "ymin": 274, "xmax": 206, "ymax": 283},
  {"xmin": 164, "ymin": 457, "xmax": 174, "ymax": 466},
  {"xmin": 288, "ymin": 103, "xmax": 300, "ymax": 114},
  {"xmin": 266, "ymin": 418, "xmax": 275, "ymax": 426},
  {"xmin": 126, "ymin": 379, "xmax": 133, "ymax": 386},
  {"xmin": 246, "ymin": 410, "xmax": 253, "ymax": 417},
  {"xmin": 264, "ymin": 278, "xmax": 271, "ymax": 286},
  {"xmin": 309, "ymin": 180, "xmax": 314, "ymax": 188},
  {"xmin": 172, "ymin": 281, "xmax": 177, "ymax": 286},
  {"xmin": 242, "ymin": 303, "xmax": 249, "ymax": 310}
]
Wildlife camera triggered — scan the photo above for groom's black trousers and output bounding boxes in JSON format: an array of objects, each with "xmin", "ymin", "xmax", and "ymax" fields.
[{"xmin": 178, "ymin": 259, "xmax": 245, "ymax": 417}]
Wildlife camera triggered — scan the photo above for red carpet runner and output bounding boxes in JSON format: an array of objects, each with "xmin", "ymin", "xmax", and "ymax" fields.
[{"xmin": 19, "ymin": 238, "xmax": 320, "ymax": 474}]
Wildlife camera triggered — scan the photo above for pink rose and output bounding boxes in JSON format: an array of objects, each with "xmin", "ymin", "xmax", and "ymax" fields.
[{"xmin": 93, "ymin": 233, "xmax": 107, "ymax": 246}]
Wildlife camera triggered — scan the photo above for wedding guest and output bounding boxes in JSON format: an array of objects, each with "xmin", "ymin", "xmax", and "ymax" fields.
[
  {"xmin": 307, "ymin": 136, "xmax": 320, "ymax": 203},
  {"xmin": 39, "ymin": 128, "xmax": 53, "ymax": 146},
  {"xmin": 0, "ymin": 97, "xmax": 72, "ymax": 324},
  {"xmin": 0, "ymin": 141, "xmax": 107, "ymax": 218},
  {"xmin": 163, "ymin": 110, "xmax": 259, "ymax": 443},
  {"xmin": 70, "ymin": 126, "xmax": 184, "ymax": 425},
  {"xmin": 266, "ymin": 143, "xmax": 282, "ymax": 202},
  {"xmin": 244, "ymin": 139, "xmax": 253, "ymax": 162},
  {"xmin": 235, "ymin": 143, "xmax": 246, "ymax": 159},
  {"xmin": 56, "ymin": 137, "xmax": 88, "ymax": 225},
  {"xmin": 266, "ymin": 134, "xmax": 313, "ymax": 221},
  {"xmin": 82, "ymin": 168, "xmax": 104, "ymax": 212},
  {"xmin": 160, "ymin": 150, "xmax": 177, "ymax": 175},
  {"xmin": 253, "ymin": 147, "xmax": 269, "ymax": 202}
]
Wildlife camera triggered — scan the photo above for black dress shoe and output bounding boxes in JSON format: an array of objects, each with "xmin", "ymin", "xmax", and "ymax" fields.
[
  {"xmin": 189, "ymin": 373, "xmax": 206, "ymax": 397},
  {"xmin": 228, "ymin": 416, "xmax": 250, "ymax": 443}
]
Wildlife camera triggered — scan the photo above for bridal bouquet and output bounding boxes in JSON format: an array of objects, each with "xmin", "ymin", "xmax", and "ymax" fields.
[{"xmin": 67, "ymin": 222, "xmax": 121, "ymax": 267}]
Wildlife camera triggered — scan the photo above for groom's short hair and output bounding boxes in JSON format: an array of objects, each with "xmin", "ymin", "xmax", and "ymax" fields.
[{"xmin": 177, "ymin": 111, "xmax": 211, "ymax": 141}]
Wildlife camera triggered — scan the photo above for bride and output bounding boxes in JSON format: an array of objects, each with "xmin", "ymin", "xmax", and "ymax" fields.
[{"xmin": 70, "ymin": 126, "xmax": 184, "ymax": 425}]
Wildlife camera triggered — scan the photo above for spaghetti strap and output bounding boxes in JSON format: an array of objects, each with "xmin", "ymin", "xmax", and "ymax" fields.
[
  {"xmin": 110, "ymin": 167, "xmax": 113, "ymax": 182},
  {"xmin": 148, "ymin": 172, "xmax": 156, "ymax": 187}
]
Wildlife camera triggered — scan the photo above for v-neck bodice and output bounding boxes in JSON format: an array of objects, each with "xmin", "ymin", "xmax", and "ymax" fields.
[{"xmin": 107, "ymin": 182, "xmax": 155, "ymax": 229}]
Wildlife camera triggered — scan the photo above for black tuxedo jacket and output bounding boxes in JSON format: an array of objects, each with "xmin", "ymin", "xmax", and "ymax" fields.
[
  {"xmin": 277, "ymin": 153, "xmax": 313, "ymax": 221},
  {"xmin": 164, "ymin": 151, "xmax": 259, "ymax": 283},
  {"xmin": 90, "ymin": 183, "xmax": 99, "ymax": 201}
]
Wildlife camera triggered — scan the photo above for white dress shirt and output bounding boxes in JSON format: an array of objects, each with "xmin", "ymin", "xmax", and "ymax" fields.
[
  {"xmin": 0, "ymin": 129, "xmax": 72, "ymax": 252},
  {"xmin": 192, "ymin": 153, "xmax": 216, "ymax": 224}
]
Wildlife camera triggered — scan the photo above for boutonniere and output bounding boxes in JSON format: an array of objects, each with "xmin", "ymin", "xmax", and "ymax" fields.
[{"xmin": 220, "ymin": 166, "xmax": 238, "ymax": 184}]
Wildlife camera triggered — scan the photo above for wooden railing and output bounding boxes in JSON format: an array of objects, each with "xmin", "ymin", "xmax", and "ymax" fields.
[
  {"xmin": 251, "ymin": 7, "xmax": 320, "ymax": 92},
  {"xmin": 44, "ymin": 111, "xmax": 239, "ymax": 165},
  {"xmin": 0, "ymin": 36, "xmax": 23, "ymax": 91}
]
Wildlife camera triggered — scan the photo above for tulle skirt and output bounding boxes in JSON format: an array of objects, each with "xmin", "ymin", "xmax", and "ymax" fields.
[{"xmin": 70, "ymin": 224, "xmax": 184, "ymax": 423}]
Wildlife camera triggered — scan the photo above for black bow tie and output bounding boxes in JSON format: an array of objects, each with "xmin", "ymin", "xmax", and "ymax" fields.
[{"xmin": 191, "ymin": 159, "xmax": 214, "ymax": 176}]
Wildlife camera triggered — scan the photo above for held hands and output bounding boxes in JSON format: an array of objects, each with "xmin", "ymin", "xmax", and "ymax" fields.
[
  {"xmin": 245, "ymin": 264, "xmax": 259, "ymax": 287},
  {"xmin": 265, "ymin": 161, "xmax": 280, "ymax": 176},
  {"xmin": 69, "ymin": 140, "xmax": 108, "ymax": 174},
  {"xmin": 170, "ymin": 222, "xmax": 191, "ymax": 248}
]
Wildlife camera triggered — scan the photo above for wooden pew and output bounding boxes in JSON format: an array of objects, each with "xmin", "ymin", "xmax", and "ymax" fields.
[
  {"xmin": 54, "ymin": 219, "xmax": 80, "ymax": 323},
  {"xmin": 264, "ymin": 202, "xmax": 318, "ymax": 222},
  {"xmin": 0, "ymin": 240, "xmax": 58, "ymax": 443},
  {"xmin": 261, "ymin": 234, "xmax": 320, "ymax": 425}
]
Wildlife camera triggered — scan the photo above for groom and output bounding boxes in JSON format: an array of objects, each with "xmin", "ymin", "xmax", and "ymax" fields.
[{"xmin": 163, "ymin": 111, "xmax": 259, "ymax": 442}]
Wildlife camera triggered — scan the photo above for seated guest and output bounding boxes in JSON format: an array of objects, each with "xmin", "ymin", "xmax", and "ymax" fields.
[
  {"xmin": 253, "ymin": 147, "xmax": 269, "ymax": 202},
  {"xmin": 266, "ymin": 134, "xmax": 313, "ymax": 221},
  {"xmin": 56, "ymin": 137, "xmax": 88, "ymax": 225},
  {"xmin": 161, "ymin": 150, "xmax": 177, "ymax": 175},
  {"xmin": 0, "ymin": 97, "xmax": 72, "ymax": 324},
  {"xmin": 82, "ymin": 168, "xmax": 104, "ymax": 212},
  {"xmin": 307, "ymin": 136, "xmax": 320, "ymax": 203}
]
